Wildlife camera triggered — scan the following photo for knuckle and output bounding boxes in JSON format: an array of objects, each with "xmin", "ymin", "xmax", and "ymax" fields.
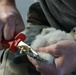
[
  {"xmin": 6, "ymin": 14, "xmax": 16, "ymax": 21},
  {"xmin": 2, "ymin": 12, "xmax": 16, "ymax": 21},
  {"xmin": 36, "ymin": 65, "xmax": 40, "ymax": 71},
  {"xmin": 55, "ymin": 42, "xmax": 62, "ymax": 49},
  {"xmin": 44, "ymin": 47, "xmax": 49, "ymax": 53},
  {"xmin": 54, "ymin": 42, "xmax": 63, "ymax": 55},
  {"xmin": 40, "ymin": 47, "xmax": 48, "ymax": 52}
]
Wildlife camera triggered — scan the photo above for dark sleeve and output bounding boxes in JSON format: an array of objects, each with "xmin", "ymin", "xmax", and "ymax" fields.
[
  {"xmin": 27, "ymin": 2, "xmax": 50, "ymax": 26},
  {"xmin": 62, "ymin": 0, "xmax": 76, "ymax": 12}
]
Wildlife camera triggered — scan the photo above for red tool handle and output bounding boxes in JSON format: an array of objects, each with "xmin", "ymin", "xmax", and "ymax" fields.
[{"xmin": 1, "ymin": 32, "xmax": 26, "ymax": 52}]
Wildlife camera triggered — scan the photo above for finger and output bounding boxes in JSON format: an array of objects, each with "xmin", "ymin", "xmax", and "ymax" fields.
[
  {"xmin": 28, "ymin": 55, "xmax": 58, "ymax": 75},
  {"xmin": 0, "ymin": 23, "xmax": 4, "ymax": 49},
  {"xmin": 27, "ymin": 55, "xmax": 47, "ymax": 72},
  {"xmin": 3, "ymin": 15, "xmax": 15, "ymax": 40},
  {"xmin": 27, "ymin": 55, "xmax": 39, "ymax": 67},
  {"xmin": 36, "ymin": 61, "xmax": 57, "ymax": 75},
  {"xmin": 15, "ymin": 15, "xmax": 25, "ymax": 33},
  {"xmin": 37, "ymin": 44, "xmax": 59, "ymax": 57}
]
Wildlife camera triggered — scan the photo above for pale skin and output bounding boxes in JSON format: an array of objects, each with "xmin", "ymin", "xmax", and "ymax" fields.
[
  {"xmin": 28, "ymin": 40, "xmax": 76, "ymax": 75},
  {"xmin": 0, "ymin": 0, "xmax": 25, "ymax": 49},
  {"xmin": 1, "ymin": 0, "xmax": 76, "ymax": 75}
]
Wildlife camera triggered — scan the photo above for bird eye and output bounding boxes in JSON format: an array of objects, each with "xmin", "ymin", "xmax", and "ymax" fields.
[
  {"xmin": 73, "ymin": 29, "xmax": 76, "ymax": 33},
  {"xmin": 46, "ymin": 31, "xmax": 50, "ymax": 34}
]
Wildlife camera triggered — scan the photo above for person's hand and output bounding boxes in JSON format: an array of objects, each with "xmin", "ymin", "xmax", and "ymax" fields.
[
  {"xmin": 28, "ymin": 40, "xmax": 76, "ymax": 75},
  {"xmin": 0, "ymin": 2, "xmax": 25, "ymax": 49}
]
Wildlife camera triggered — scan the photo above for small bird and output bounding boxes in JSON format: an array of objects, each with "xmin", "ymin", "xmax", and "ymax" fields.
[
  {"xmin": 70, "ymin": 27, "xmax": 76, "ymax": 40},
  {"xmin": 31, "ymin": 27, "xmax": 76, "ymax": 64}
]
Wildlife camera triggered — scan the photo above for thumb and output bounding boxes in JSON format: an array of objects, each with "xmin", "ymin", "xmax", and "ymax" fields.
[{"xmin": 37, "ymin": 44, "xmax": 59, "ymax": 57}]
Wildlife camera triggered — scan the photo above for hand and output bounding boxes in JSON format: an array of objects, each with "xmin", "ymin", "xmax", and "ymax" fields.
[
  {"xmin": 0, "ymin": 2, "xmax": 25, "ymax": 49},
  {"xmin": 28, "ymin": 40, "xmax": 76, "ymax": 75}
]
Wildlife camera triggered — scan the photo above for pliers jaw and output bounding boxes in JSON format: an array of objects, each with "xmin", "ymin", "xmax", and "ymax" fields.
[
  {"xmin": 17, "ymin": 41, "xmax": 47, "ymax": 63},
  {"xmin": 1, "ymin": 32, "xmax": 47, "ymax": 63}
]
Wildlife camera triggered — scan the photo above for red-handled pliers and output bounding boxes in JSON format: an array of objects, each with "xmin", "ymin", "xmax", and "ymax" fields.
[
  {"xmin": 1, "ymin": 32, "xmax": 26, "ymax": 52},
  {"xmin": 1, "ymin": 32, "xmax": 47, "ymax": 63}
]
